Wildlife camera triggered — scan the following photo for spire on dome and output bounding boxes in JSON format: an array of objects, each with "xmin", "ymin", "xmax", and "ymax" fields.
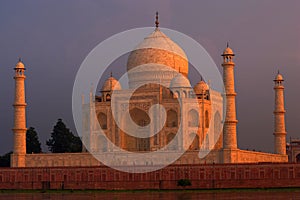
[{"xmin": 155, "ymin": 11, "xmax": 159, "ymax": 28}]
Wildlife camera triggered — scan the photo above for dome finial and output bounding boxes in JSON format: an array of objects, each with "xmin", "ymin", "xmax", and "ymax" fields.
[
  {"xmin": 15, "ymin": 57, "xmax": 25, "ymax": 69},
  {"xmin": 110, "ymin": 71, "xmax": 113, "ymax": 77},
  {"xmin": 155, "ymin": 11, "xmax": 159, "ymax": 28},
  {"xmin": 274, "ymin": 70, "xmax": 284, "ymax": 82},
  {"xmin": 222, "ymin": 43, "xmax": 235, "ymax": 56}
]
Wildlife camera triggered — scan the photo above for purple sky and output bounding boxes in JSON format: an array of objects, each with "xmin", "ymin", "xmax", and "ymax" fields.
[{"xmin": 0, "ymin": 0, "xmax": 299, "ymax": 154}]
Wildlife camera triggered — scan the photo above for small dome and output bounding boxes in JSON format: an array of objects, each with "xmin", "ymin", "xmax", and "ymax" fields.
[
  {"xmin": 222, "ymin": 47, "xmax": 234, "ymax": 56},
  {"xmin": 101, "ymin": 76, "xmax": 121, "ymax": 91},
  {"xmin": 194, "ymin": 81, "xmax": 209, "ymax": 94},
  {"xmin": 15, "ymin": 60, "xmax": 25, "ymax": 69},
  {"xmin": 170, "ymin": 74, "xmax": 191, "ymax": 88},
  {"xmin": 275, "ymin": 73, "xmax": 284, "ymax": 81}
]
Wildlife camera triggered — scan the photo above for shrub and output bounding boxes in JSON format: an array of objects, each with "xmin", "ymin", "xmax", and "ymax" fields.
[{"xmin": 177, "ymin": 179, "xmax": 192, "ymax": 187}]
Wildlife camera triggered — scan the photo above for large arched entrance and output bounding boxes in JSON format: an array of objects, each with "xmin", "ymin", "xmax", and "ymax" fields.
[{"xmin": 122, "ymin": 107, "xmax": 151, "ymax": 151}]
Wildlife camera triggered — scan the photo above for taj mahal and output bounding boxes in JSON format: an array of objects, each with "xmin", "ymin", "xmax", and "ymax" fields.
[{"xmin": 10, "ymin": 13, "xmax": 291, "ymax": 168}]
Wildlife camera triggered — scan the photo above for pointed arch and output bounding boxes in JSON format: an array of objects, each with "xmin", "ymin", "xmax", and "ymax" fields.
[
  {"xmin": 113, "ymin": 124, "xmax": 118, "ymax": 145},
  {"xmin": 166, "ymin": 109, "xmax": 178, "ymax": 127},
  {"xmin": 121, "ymin": 110, "xmax": 137, "ymax": 151},
  {"xmin": 183, "ymin": 90, "xmax": 187, "ymax": 98},
  {"xmin": 205, "ymin": 110, "xmax": 209, "ymax": 128},
  {"xmin": 214, "ymin": 111, "xmax": 222, "ymax": 143},
  {"xmin": 173, "ymin": 91, "xmax": 180, "ymax": 99},
  {"xmin": 129, "ymin": 107, "xmax": 150, "ymax": 126},
  {"xmin": 106, "ymin": 94, "xmax": 111, "ymax": 101},
  {"xmin": 98, "ymin": 112, "xmax": 107, "ymax": 130},
  {"xmin": 188, "ymin": 109, "xmax": 199, "ymax": 127},
  {"xmin": 121, "ymin": 107, "xmax": 151, "ymax": 151}
]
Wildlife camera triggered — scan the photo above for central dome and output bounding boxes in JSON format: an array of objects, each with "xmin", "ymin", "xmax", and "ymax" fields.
[
  {"xmin": 127, "ymin": 28, "xmax": 188, "ymax": 88},
  {"xmin": 127, "ymin": 28, "xmax": 188, "ymax": 75}
]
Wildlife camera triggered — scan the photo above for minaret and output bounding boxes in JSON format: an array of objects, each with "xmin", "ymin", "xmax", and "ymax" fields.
[
  {"xmin": 221, "ymin": 44, "xmax": 238, "ymax": 149},
  {"xmin": 12, "ymin": 59, "xmax": 27, "ymax": 167},
  {"xmin": 273, "ymin": 72, "xmax": 287, "ymax": 155}
]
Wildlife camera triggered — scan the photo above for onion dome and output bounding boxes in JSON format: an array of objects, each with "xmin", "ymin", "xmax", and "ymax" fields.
[
  {"xmin": 127, "ymin": 28, "xmax": 188, "ymax": 78},
  {"xmin": 101, "ymin": 76, "xmax": 121, "ymax": 91},
  {"xmin": 193, "ymin": 81, "xmax": 209, "ymax": 94},
  {"xmin": 126, "ymin": 30, "xmax": 188, "ymax": 89},
  {"xmin": 126, "ymin": 13, "xmax": 188, "ymax": 89},
  {"xmin": 170, "ymin": 74, "xmax": 191, "ymax": 88},
  {"xmin": 127, "ymin": 29, "xmax": 188, "ymax": 75}
]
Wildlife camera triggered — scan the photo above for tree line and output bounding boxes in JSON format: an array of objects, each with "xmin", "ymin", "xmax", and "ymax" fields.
[{"xmin": 0, "ymin": 119, "xmax": 82, "ymax": 167}]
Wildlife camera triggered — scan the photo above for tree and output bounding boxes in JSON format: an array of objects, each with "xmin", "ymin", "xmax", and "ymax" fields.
[
  {"xmin": 177, "ymin": 179, "xmax": 192, "ymax": 187},
  {"xmin": 0, "ymin": 151, "xmax": 12, "ymax": 167},
  {"xmin": 26, "ymin": 127, "xmax": 42, "ymax": 153},
  {"xmin": 46, "ymin": 119, "xmax": 82, "ymax": 153}
]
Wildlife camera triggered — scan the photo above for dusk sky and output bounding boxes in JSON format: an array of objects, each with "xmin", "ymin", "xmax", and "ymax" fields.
[{"xmin": 0, "ymin": 0, "xmax": 299, "ymax": 154}]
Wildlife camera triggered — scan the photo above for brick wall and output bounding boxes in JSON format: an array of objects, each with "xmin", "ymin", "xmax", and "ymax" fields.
[{"xmin": 0, "ymin": 163, "xmax": 299, "ymax": 190}]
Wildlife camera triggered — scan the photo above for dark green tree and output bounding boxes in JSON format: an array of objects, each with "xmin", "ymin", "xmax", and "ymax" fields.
[
  {"xmin": 26, "ymin": 127, "xmax": 42, "ymax": 153},
  {"xmin": 0, "ymin": 151, "xmax": 12, "ymax": 167},
  {"xmin": 177, "ymin": 179, "xmax": 192, "ymax": 187},
  {"xmin": 46, "ymin": 119, "xmax": 82, "ymax": 153}
]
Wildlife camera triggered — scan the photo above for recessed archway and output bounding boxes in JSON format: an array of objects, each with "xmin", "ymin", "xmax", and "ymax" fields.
[
  {"xmin": 205, "ymin": 110, "xmax": 209, "ymax": 128},
  {"xmin": 121, "ymin": 108, "xmax": 151, "ymax": 151},
  {"xmin": 98, "ymin": 112, "xmax": 107, "ymax": 130},
  {"xmin": 106, "ymin": 94, "xmax": 111, "ymax": 101},
  {"xmin": 129, "ymin": 107, "xmax": 150, "ymax": 127},
  {"xmin": 166, "ymin": 109, "xmax": 178, "ymax": 127},
  {"xmin": 188, "ymin": 109, "xmax": 199, "ymax": 127}
]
